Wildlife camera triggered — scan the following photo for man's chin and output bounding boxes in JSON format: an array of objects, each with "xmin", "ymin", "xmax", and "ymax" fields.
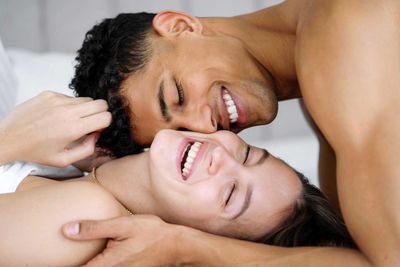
[
  {"xmin": 229, "ymin": 123, "xmax": 250, "ymax": 133},
  {"xmin": 230, "ymin": 127, "xmax": 242, "ymax": 133},
  {"xmin": 232, "ymin": 118, "xmax": 273, "ymax": 132}
]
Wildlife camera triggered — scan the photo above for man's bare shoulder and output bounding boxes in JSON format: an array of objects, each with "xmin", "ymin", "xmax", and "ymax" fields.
[{"xmin": 295, "ymin": 0, "xmax": 400, "ymax": 150}]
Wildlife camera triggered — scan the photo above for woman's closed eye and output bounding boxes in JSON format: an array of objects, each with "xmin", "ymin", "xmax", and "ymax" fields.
[
  {"xmin": 243, "ymin": 145, "xmax": 250, "ymax": 164},
  {"xmin": 225, "ymin": 183, "xmax": 236, "ymax": 206}
]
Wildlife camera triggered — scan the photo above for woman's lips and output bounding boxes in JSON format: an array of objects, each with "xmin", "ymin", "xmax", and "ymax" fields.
[
  {"xmin": 176, "ymin": 138, "xmax": 208, "ymax": 181},
  {"xmin": 176, "ymin": 138, "xmax": 192, "ymax": 177}
]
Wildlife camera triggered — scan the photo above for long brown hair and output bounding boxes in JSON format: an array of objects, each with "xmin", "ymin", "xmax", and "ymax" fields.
[{"xmin": 261, "ymin": 171, "xmax": 356, "ymax": 248}]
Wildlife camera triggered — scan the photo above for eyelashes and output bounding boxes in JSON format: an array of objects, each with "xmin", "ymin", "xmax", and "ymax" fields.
[
  {"xmin": 243, "ymin": 145, "xmax": 250, "ymax": 164},
  {"xmin": 225, "ymin": 183, "xmax": 236, "ymax": 205}
]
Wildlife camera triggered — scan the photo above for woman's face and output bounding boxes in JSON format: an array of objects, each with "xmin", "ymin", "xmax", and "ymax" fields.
[{"xmin": 148, "ymin": 130, "xmax": 302, "ymax": 240}]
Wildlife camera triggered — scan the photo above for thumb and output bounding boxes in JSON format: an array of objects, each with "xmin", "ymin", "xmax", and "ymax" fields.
[{"xmin": 63, "ymin": 217, "xmax": 133, "ymax": 240}]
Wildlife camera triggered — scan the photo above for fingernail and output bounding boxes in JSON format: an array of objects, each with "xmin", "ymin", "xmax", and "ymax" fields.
[{"xmin": 66, "ymin": 222, "xmax": 80, "ymax": 236}]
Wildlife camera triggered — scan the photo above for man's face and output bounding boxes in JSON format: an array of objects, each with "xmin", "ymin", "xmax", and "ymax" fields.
[{"xmin": 121, "ymin": 23, "xmax": 278, "ymax": 145}]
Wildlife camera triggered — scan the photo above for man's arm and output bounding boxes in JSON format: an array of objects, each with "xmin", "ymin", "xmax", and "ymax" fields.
[
  {"xmin": 317, "ymin": 133, "xmax": 339, "ymax": 213},
  {"xmin": 300, "ymin": 102, "xmax": 340, "ymax": 213},
  {"xmin": 296, "ymin": 1, "xmax": 400, "ymax": 266},
  {"xmin": 64, "ymin": 215, "xmax": 371, "ymax": 267}
]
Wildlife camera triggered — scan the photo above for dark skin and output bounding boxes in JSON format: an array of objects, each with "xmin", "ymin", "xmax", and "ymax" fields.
[{"xmin": 63, "ymin": 0, "xmax": 400, "ymax": 266}]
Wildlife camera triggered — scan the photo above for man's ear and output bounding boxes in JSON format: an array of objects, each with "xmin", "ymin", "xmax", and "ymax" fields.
[{"xmin": 153, "ymin": 10, "xmax": 202, "ymax": 37}]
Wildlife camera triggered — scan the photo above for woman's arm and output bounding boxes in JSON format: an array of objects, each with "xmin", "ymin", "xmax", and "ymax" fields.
[{"xmin": 0, "ymin": 179, "xmax": 124, "ymax": 267}]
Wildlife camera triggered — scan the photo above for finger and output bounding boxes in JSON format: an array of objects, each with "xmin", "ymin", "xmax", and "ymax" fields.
[
  {"xmin": 74, "ymin": 99, "xmax": 109, "ymax": 118},
  {"xmin": 83, "ymin": 252, "xmax": 110, "ymax": 267},
  {"xmin": 38, "ymin": 91, "xmax": 82, "ymax": 104},
  {"xmin": 78, "ymin": 111, "xmax": 112, "ymax": 135},
  {"xmin": 61, "ymin": 132, "xmax": 99, "ymax": 166},
  {"xmin": 70, "ymin": 96, "xmax": 95, "ymax": 104},
  {"xmin": 57, "ymin": 95, "xmax": 95, "ymax": 106},
  {"xmin": 63, "ymin": 217, "xmax": 133, "ymax": 240},
  {"xmin": 91, "ymin": 155, "xmax": 114, "ymax": 168}
]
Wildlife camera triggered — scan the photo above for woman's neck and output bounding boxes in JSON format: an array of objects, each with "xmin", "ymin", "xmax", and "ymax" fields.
[{"xmin": 92, "ymin": 153, "xmax": 158, "ymax": 215}]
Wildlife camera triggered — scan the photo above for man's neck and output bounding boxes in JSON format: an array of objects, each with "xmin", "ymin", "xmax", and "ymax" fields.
[{"xmin": 201, "ymin": 1, "xmax": 302, "ymax": 100}]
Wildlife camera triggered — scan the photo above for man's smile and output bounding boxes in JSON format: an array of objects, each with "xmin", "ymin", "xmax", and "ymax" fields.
[
  {"xmin": 218, "ymin": 86, "xmax": 248, "ymax": 132},
  {"xmin": 222, "ymin": 88, "xmax": 238, "ymax": 124}
]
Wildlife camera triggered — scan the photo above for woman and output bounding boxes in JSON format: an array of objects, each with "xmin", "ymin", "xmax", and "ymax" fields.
[
  {"xmin": 0, "ymin": 127, "xmax": 353, "ymax": 266},
  {"xmin": 0, "ymin": 92, "xmax": 352, "ymax": 266}
]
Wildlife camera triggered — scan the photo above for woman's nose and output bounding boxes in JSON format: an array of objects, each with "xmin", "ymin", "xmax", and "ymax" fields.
[{"xmin": 208, "ymin": 146, "xmax": 237, "ymax": 176}]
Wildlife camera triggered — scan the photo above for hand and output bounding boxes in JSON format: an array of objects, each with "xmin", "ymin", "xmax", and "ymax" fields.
[
  {"xmin": 0, "ymin": 91, "xmax": 111, "ymax": 167},
  {"xmin": 63, "ymin": 215, "xmax": 183, "ymax": 267},
  {"xmin": 71, "ymin": 147, "xmax": 114, "ymax": 172}
]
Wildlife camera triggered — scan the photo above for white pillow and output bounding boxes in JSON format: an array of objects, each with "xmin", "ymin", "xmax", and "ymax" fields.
[
  {"xmin": 0, "ymin": 37, "xmax": 17, "ymax": 119},
  {"xmin": 6, "ymin": 49, "xmax": 75, "ymax": 105}
]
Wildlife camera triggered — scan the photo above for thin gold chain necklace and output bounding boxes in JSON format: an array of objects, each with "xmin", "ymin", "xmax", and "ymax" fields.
[{"xmin": 89, "ymin": 168, "xmax": 134, "ymax": 215}]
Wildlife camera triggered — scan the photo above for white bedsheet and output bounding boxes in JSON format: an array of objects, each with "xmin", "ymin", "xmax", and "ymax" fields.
[{"xmin": 6, "ymin": 49, "xmax": 75, "ymax": 104}]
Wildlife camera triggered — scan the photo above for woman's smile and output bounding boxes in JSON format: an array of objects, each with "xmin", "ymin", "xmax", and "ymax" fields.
[
  {"xmin": 177, "ymin": 138, "xmax": 208, "ymax": 180},
  {"xmin": 149, "ymin": 129, "xmax": 302, "ymax": 240}
]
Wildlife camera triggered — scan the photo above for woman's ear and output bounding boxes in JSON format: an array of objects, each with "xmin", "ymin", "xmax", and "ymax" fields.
[{"xmin": 153, "ymin": 10, "xmax": 203, "ymax": 37}]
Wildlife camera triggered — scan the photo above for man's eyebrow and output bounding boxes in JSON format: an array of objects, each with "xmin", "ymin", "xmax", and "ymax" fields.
[{"xmin": 158, "ymin": 80, "xmax": 172, "ymax": 122}]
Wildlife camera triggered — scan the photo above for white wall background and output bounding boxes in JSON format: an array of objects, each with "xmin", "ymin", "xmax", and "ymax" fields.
[
  {"xmin": 0, "ymin": 0, "xmax": 320, "ymax": 184},
  {"xmin": 0, "ymin": 0, "xmax": 284, "ymax": 53}
]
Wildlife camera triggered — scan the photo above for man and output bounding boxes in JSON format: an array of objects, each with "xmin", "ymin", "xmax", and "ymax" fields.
[{"xmin": 64, "ymin": 0, "xmax": 400, "ymax": 266}]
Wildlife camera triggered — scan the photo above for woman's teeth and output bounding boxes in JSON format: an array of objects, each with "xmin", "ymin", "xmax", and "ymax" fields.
[
  {"xmin": 181, "ymin": 141, "xmax": 202, "ymax": 178},
  {"xmin": 223, "ymin": 89, "xmax": 238, "ymax": 123}
]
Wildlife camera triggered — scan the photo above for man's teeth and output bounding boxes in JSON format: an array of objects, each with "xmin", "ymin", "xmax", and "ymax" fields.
[
  {"xmin": 223, "ymin": 89, "xmax": 238, "ymax": 123},
  {"xmin": 182, "ymin": 141, "xmax": 202, "ymax": 177}
]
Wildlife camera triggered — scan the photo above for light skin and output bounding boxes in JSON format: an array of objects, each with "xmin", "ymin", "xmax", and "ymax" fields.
[
  {"xmin": 64, "ymin": 0, "xmax": 400, "ymax": 266},
  {"xmin": 0, "ymin": 91, "xmax": 112, "ymax": 167},
  {"xmin": 0, "ymin": 129, "xmax": 302, "ymax": 266},
  {"xmin": 100, "ymin": 130, "xmax": 302, "ymax": 240}
]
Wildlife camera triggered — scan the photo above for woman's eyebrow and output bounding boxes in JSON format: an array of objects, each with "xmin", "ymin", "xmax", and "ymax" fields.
[{"xmin": 234, "ymin": 185, "xmax": 252, "ymax": 220}]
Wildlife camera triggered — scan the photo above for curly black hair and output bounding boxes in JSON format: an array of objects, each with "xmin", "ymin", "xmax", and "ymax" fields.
[{"xmin": 70, "ymin": 13, "xmax": 156, "ymax": 157}]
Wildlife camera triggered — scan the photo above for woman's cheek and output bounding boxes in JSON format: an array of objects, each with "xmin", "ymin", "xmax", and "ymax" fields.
[{"xmin": 188, "ymin": 185, "xmax": 219, "ymax": 216}]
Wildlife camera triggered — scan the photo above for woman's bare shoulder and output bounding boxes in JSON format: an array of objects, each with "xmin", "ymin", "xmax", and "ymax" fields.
[
  {"xmin": 33, "ymin": 178, "xmax": 125, "ymax": 218},
  {"xmin": 0, "ymin": 178, "xmax": 125, "ymax": 266},
  {"xmin": 18, "ymin": 176, "xmax": 122, "ymax": 211}
]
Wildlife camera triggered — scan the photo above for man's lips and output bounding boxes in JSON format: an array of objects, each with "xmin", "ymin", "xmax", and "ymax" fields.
[
  {"xmin": 218, "ymin": 87, "xmax": 248, "ymax": 130},
  {"xmin": 219, "ymin": 88, "xmax": 231, "ymax": 130}
]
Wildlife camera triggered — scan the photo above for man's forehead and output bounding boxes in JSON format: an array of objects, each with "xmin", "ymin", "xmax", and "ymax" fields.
[
  {"xmin": 119, "ymin": 57, "xmax": 169, "ymax": 145},
  {"xmin": 121, "ymin": 55, "xmax": 163, "ymax": 93}
]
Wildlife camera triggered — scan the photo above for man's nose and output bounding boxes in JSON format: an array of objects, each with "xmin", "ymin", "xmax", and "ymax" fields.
[{"xmin": 176, "ymin": 104, "xmax": 217, "ymax": 133}]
